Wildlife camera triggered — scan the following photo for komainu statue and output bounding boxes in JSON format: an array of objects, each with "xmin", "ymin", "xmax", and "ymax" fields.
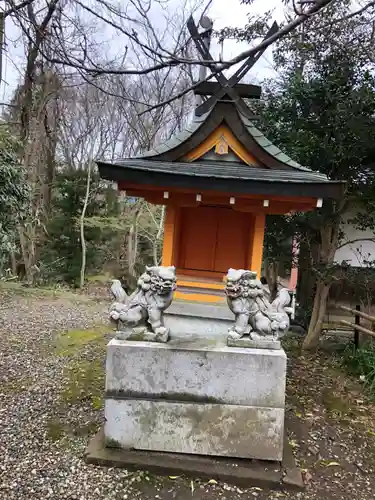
[
  {"xmin": 225, "ymin": 268, "xmax": 292, "ymax": 345},
  {"xmin": 109, "ymin": 266, "xmax": 177, "ymax": 343}
]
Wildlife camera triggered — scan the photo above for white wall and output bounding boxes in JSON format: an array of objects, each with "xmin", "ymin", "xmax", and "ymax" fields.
[{"xmin": 334, "ymin": 207, "xmax": 375, "ymax": 267}]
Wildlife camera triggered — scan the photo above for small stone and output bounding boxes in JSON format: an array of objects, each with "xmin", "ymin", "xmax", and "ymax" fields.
[
  {"xmin": 283, "ymin": 468, "xmax": 304, "ymax": 488},
  {"xmin": 308, "ymin": 445, "xmax": 319, "ymax": 455}
]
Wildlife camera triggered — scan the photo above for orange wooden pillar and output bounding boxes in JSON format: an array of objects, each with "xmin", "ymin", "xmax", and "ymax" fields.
[
  {"xmin": 248, "ymin": 214, "xmax": 265, "ymax": 278},
  {"xmin": 161, "ymin": 205, "xmax": 179, "ymax": 267}
]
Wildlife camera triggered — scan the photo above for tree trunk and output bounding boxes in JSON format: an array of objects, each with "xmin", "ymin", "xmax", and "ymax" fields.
[
  {"xmin": 264, "ymin": 260, "xmax": 279, "ymax": 301},
  {"xmin": 302, "ymin": 280, "xmax": 331, "ymax": 350},
  {"xmin": 153, "ymin": 205, "xmax": 165, "ymax": 266},
  {"xmin": 127, "ymin": 208, "xmax": 141, "ymax": 277},
  {"xmin": 302, "ymin": 216, "xmax": 341, "ymax": 350},
  {"xmin": 10, "ymin": 250, "xmax": 17, "ymax": 275},
  {"xmin": 18, "ymin": 224, "xmax": 37, "ymax": 284},
  {"xmin": 297, "ymin": 237, "xmax": 319, "ymax": 310},
  {"xmin": 79, "ymin": 163, "xmax": 92, "ymax": 288}
]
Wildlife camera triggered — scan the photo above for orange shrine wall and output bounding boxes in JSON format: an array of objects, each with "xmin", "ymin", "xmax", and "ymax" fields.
[
  {"xmin": 178, "ymin": 206, "xmax": 250, "ymax": 273},
  {"xmin": 162, "ymin": 204, "xmax": 265, "ymax": 302}
]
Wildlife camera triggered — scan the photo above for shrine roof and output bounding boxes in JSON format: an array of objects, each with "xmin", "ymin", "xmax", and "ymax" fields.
[
  {"xmin": 97, "ymin": 100, "xmax": 344, "ymax": 199},
  {"xmin": 134, "ymin": 103, "xmax": 309, "ymax": 172},
  {"xmin": 97, "ymin": 14, "xmax": 346, "ymax": 202},
  {"xmin": 135, "ymin": 109, "xmax": 211, "ymax": 159},
  {"xmin": 97, "ymin": 158, "xmax": 345, "ymax": 199}
]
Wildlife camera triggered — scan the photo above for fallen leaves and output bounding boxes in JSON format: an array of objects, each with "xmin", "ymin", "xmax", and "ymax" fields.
[
  {"xmin": 190, "ymin": 480, "xmax": 194, "ymax": 495},
  {"xmin": 289, "ymin": 439, "xmax": 300, "ymax": 448},
  {"xmin": 318, "ymin": 459, "xmax": 341, "ymax": 467}
]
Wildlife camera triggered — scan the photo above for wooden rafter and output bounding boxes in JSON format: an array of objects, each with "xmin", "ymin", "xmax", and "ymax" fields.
[{"xmin": 187, "ymin": 16, "xmax": 279, "ymax": 117}]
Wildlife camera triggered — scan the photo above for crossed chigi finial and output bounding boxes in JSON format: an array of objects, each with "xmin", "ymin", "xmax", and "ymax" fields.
[{"xmin": 187, "ymin": 16, "xmax": 278, "ymax": 118}]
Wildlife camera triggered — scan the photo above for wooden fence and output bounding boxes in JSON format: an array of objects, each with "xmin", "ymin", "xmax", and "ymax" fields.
[{"xmin": 338, "ymin": 305, "xmax": 375, "ymax": 349}]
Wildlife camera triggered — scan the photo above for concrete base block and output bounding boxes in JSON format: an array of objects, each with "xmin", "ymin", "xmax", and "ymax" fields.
[
  {"xmin": 85, "ymin": 427, "xmax": 304, "ymax": 491},
  {"xmin": 106, "ymin": 338, "xmax": 286, "ymax": 407},
  {"xmin": 105, "ymin": 399, "xmax": 284, "ymax": 461},
  {"xmin": 104, "ymin": 337, "xmax": 287, "ymax": 461},
  {"xmin": 227, "ymin": 337, "xmax": 281, "ymax": 350}
]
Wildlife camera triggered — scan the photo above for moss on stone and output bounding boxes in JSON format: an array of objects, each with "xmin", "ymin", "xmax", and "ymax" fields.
[
  {"xmin": 47, "ymin": 416, "xmax": 99, "ymax": 440},
  {"xmin": 281, "ymin": 336, "xmax": 301, "ymax": 356},
  {"xmin": 73, "ymin": 421, "xmax": 99, "ymax": 437},
  {"xmin": 46, "ymin": 419, "xmax": 65, "ymax": 441},
  {"xmin": 55, "ymin": 325, "xmax": 111, "ymax": 356},
  {"xmin": 105, "ymin": 437, "xmax": 121, "ymax": 448},
  {"xmin": 91, "ymin": 395, "xmax": 104, "ymax": 410},
  {"xmin": 62, "ymin": 359, "xmax": 104, "ymax": 405},
  {"xmin": 126, "ymin": 332, "xmax": 149, "ymax": 341}
]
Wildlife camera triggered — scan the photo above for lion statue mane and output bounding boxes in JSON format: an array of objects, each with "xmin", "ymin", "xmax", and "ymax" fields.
[
  {"xmin": 225, "ymin": 268, "xmax": 292, "ymax": 342},
  {"xmin": 109, "ymin": 265, "xmax": 177, "ymax": 342}
]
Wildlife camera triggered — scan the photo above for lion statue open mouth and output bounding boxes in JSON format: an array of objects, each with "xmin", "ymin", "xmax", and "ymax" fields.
[{"xmin": 109, "ymin": 266, "xmax": 177, "ymax": 343}]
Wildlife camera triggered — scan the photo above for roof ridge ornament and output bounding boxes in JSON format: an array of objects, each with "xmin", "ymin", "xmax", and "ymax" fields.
[{"xmin": 187, "ymin": 16, "xmax": 278, "ymax": 118}]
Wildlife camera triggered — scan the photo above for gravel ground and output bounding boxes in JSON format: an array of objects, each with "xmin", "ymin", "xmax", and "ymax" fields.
[{"xmin": 1, "ymin": 286, "xmax": 375, "ymax": 500}]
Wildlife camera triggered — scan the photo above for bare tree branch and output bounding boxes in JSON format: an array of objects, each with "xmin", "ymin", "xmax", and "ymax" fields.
[
  {"xmin": 0, "ymin": 0, "xmax": 36, "ymax": 18},
  {"xmin": 4, "ymin": 0, "xmax": 375, "ymax": 121},
  {"xmin": 337, "ymin": 237, "xmax": 375, "ymax": 250}
]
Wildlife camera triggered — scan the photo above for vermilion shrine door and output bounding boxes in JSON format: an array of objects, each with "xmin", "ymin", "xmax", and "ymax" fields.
[{"xmin": 179, "ymin": 206, "xmax": 250, "ymax": 273}]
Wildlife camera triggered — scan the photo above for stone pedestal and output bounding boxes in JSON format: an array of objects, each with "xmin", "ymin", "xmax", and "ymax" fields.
[
  {"xmin": 104, "ymin": 336, "xmax": 287, "ymax": 461},
  {"xmin": 164, "ymin": 301, "xmax": 234, "ymax": 338}
]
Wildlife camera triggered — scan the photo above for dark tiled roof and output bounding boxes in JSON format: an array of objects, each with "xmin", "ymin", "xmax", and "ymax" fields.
[
  {"xmin": 238, "ymin": 112, "xmax": 311, "ymax": 172},
  {"xmin": 135, "ymin": 110, "xmax": 211, "ymax": 158},
  {"xmin": 97, "ymin": 157, "xmax": 345, "ymax": 199},
  {"xmin": 103, "ymin": 158, "xmax": 328, "ymax": 184},
  {"xmin": 134, "ymin": 107, "xmax": 311, "ymax": 173}
]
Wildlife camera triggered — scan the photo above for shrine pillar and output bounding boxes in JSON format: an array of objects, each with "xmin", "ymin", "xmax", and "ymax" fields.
[
  {"xmin": 161, "ymin": 205, "xmax": 179, "ymax": 267},
  {"xmin": 248, "ymin": 214, "xmax": 265, "ymax": 277}
]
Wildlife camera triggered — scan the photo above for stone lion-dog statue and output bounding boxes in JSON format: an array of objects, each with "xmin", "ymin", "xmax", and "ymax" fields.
[{"xmin": 109, "ymin": 266, "xmax": 177, "ymax": 343}]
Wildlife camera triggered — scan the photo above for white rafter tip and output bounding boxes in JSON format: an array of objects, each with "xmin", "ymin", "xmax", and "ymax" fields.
[
  {"xmin": 196, "ymin": 194, "xmax": 202, "ymax": 202},
  {"xmin": 163, "ymin": 191, "xmax": 169, "ymax": 199},
  {"xmin": 229, "ymin": 197, "xmax": 235, "ymax": 205},
  {"xmin": 316, "ymin": 198, "xmax": 323, "ymax": 208},
  {"xmin": 263, "ymin": 199, "xmax": 269, "ymax": 207}
]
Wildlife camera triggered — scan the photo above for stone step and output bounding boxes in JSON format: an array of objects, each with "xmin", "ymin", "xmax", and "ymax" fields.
[{"xmin": 167, "ymin": 300, "xmax": 232, "ymax": 321}]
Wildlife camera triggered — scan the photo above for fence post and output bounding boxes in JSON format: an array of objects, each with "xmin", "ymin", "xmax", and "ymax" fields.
[{"xmin": 354, "ymin": 304, "xmax": 361, "ymax": 350}]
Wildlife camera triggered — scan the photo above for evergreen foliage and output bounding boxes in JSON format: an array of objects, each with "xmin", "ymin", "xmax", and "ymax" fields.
[
  {"xmin": 342, "ymin": 341, "xmax": 375, "ymax": 398},
  {"xmin": 0, "ymin": 128, "xmax": 30, "ymax": 272},
  {"xmin": 256, "ymin": 2, "xmax": 375, "ymax": 343},
  {"xmin": 39, "ymin": 170, "xmax": 118, "ymax": 285}
]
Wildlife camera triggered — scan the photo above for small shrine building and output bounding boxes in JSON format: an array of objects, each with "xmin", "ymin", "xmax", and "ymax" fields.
[
  {"xmin": 98, "ymin": 94, "xmax": 344, "ymax": 303},
  {"xmin": 97, "ymin": 21, "xmax": 344, "ymax": 304}
]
